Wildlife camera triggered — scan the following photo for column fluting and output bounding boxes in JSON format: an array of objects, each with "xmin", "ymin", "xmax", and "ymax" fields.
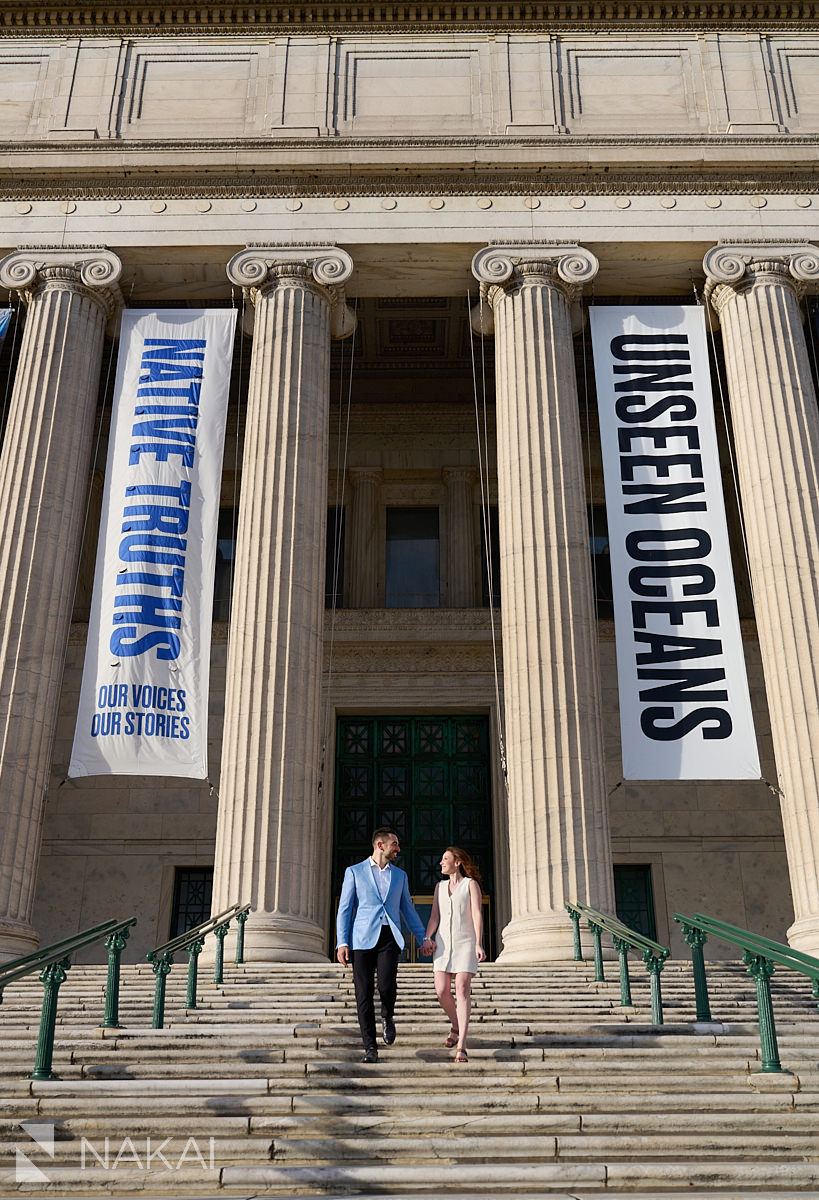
[
  {"xmin": 216, "ymin": 246, "xmax": 355, "ymax": 960},
  {"xmin": 0, "ymin": 248, "xmax": 122, "ymax": 961},
  {"xmin": 472, "ymin": 244, "xmax": 615, "ymax": 961},
  {"xmin": 347, "ymin": 467, "xmax": 382, "ymax": 608},
  {"xmin": 443, "ymin": 466, "xmax": 478, "ymax": 607},
  {"xmin": 705, "ymin": 241, "xmax": 819, "ymax": 955}
]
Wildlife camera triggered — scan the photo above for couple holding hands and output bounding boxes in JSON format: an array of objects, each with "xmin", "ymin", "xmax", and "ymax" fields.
[{"xmin": 336, "ymin": 828, "xmax": 485, "ymax": 1064}]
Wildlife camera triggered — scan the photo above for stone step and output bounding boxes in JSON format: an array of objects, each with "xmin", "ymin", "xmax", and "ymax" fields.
[
  {"xmin": 264, "ymin": 1131, "xmax": 819, "ymax": 1162},
  {"xmin": 9, "ymin": 1106, "xmax": 819, "ymax": 1142}
]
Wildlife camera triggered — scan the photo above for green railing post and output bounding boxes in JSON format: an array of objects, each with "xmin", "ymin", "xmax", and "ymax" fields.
[
  {"xmin": 567, "ymin": 908, "xmax": 583, "ymax": 961},
  {"xmin": 680, "ymin": 921, "xmax": 712, "ymax": 1022},
  {"xmin": 588, "ymin": 920, "xmax": 605, "ymax": 982},
  {"xmin": 150, "ymin": 953, "xmax": 173, "ymax": 1029},
  {"xmin": 744, "ymin": 951, "xmax": 784, "ymax": 1073},
  {"xmin": 186, "ymin": 938, "xmax": 204, "ymax": 1009},
  {"xmin": 644, "ymin": 952, "xmax": 666, "ymax": 1025},
  {"xmin": 213, "ymin": 920, "xmax": 230, "ymax": 986},
  {"xmin": 613, "ymin": 936, "xmax": 633, "ymax": 1007},
  {"xmin": 234, "ymin": 909, "xmax": 249, "ymax": 965},
  {"xmin": 102, "ymin": 926, "xmax": 130, "ymax": 1029},
  {"xmin": 29, "ymin": 958, "xmax": 70, "ymax": 1080}
]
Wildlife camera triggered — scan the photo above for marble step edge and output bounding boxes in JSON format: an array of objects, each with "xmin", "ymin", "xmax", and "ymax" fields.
[
  {"xmin": 0, "ymin": 1072, "xmax": 809, "ymax": 1096},
  {"xmin": 4, "ymin": 1159, "xmax": 818, "ymax": 1193}
]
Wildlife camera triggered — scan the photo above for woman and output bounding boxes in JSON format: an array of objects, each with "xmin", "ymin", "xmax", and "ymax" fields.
[{"xmin": 425, "ymin": 846, "xmax": 486, "ymax": 1062}]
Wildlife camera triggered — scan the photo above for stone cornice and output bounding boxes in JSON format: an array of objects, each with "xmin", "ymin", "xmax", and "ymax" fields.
[
  {"xmin": 2, "ymin": 168, "xmax": 819, "ymax": 203},
  {"xmin": 4, "ymin": 0, "xmax": 819, "ymax": 32}
]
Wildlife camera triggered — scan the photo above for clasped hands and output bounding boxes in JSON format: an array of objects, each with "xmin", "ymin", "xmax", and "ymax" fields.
[{"xmin": 336, "ymin": 938, "xmax": 435, "ymax": 966}]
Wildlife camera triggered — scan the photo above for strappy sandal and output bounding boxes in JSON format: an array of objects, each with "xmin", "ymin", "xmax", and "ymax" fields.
[
  {"xmin": 444, "ymin": 1027, "xmax": 459, "ymax": 1048},
  {"xmin": 454, "ymin": 1048, "xmax": 468, "ymax": 1063}
]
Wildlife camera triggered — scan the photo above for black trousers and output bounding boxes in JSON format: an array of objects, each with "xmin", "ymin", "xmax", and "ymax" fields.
[{"xmin": 351, "ymin": 926, "xmax": 400, "ymax": 1051}]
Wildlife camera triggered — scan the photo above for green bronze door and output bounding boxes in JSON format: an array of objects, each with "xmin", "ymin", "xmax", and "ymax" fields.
[{"xmin": 334, "ymin": 715, "xmax": 495, "ymax": 955}]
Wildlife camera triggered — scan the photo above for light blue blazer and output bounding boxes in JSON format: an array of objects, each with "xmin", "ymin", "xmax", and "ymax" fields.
[{"xmin": 336, "ymin": 858, "xmax": 427, "ymax": 951}]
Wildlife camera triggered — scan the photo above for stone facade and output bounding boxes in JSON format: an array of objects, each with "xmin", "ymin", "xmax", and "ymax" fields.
[{"xmin": 0, "ymin": 0, "xmax": 816, "ymax": 965}]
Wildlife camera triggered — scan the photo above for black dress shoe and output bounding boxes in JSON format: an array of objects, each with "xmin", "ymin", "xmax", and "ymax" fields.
[
  {"xmin": 381, "ymin": 1016, "xmax": 396, "ymax": 1045},
  {"xmin": 362, "ymin": 1047, "xmax": 379, "ymax": 1063}
]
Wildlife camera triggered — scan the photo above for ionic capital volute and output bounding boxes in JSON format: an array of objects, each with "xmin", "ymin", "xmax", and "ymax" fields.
[
  {"xmin": 226, "ymin": 244, "xmax": 356, "ymax": 339},
  {"xmin": 470, "ymin": 243, "xmax": 599, "ymax": 335},
  {"xmin": 704, "ymin": 241, "xmax": 819, "ymax": 317},
  {"xmin": 0, "ymin": 247, "xmax": 123, "ymax": 322}
]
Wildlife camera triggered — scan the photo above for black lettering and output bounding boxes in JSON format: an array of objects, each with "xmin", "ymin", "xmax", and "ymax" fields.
[
  {"xmin": 640, "ymin": 706, "xmax": 733, "ymax": 741},
  {"xmin": 625, "ymin": 528, "xmax": 712, "ymax": 562},
  {"xmin": 637, "ymin": 669, "xmax": 728, "ymax": 702}
]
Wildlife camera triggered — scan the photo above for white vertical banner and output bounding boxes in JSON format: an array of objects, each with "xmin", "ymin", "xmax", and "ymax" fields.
[
  {"xmin": 69, "ymin": 308, "xmax": 237, "ymax": 779},
  {"xmin": 590, "ymin": 305, "xmax": 759, "ymax": 780}
]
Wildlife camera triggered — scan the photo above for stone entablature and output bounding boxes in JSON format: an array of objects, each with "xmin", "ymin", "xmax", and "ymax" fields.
[{"xmin": 4, "ymin": 31, "xmax": 819, "ymax": 143}]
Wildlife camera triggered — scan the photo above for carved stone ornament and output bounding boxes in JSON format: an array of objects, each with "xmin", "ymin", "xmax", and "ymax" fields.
[
  {"xmin": 470, "ymin": 243, "xmax": 599, "ymax": 335},
  {"xmin": 0, "ymin": 247, "xmax": 122, "ymax": 317},
  {"xmin": 226, "ymin": 243, "xmax": 356, "ymax": 339},
  {"xmin": 704, "ymin": 241, "xmax": 819, "ymax": 290}
]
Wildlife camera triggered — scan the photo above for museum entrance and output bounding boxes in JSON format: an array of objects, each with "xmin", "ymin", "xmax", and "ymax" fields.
[{"xmin": 333, "ymin": 715, "xmax": 495, "ymax": 958}]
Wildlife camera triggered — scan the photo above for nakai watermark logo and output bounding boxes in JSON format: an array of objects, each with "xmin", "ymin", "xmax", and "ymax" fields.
[{"xmin": 13, "ymin": 1121, "xmax": 215, "ymax": 1182}]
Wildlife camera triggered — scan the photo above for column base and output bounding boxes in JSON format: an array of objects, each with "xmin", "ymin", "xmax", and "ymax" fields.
[
  {"xmin": 204, "ymin": 911, "xmax": 328, "ymax": 964},
  {"xmin": 0, "ymin": 918, "xmax": 40, "ymax": 964},
  {"xmin": 787, "ymin": 913, "xmax": 819, "ymax": 959},
  {"xmin": 497, "ymin": 911, "xmax": 615, "ymax": 963}
]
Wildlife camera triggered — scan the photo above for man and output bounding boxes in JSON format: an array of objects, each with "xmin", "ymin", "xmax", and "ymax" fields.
[{"xmin": 336, "ymin": 827, "xmax": 434, "ymax": 1063}]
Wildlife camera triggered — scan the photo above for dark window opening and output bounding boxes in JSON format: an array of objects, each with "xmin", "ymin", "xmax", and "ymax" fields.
[
  {"xmin": 613, "ymin": 864, "xmax": 657, "ymax": 942},
  {"xmin": 169, "ymin": 866, "xmax": 214, "ymax": 938},
  {"xmin": 326, "ymin": 506, "xmax": 345, "ymax": 608},
  {"xmin": 480, "ymin": 505, "xmax": 501, "ymax": 608},
  {"xmin": 213, "ymin": 508, "xmax": 237, "ymax": 621},
  {"xmin": 386, "ymin": 507, "xmax": 440, "ymax": 608},
  {"xmin": 588, "ymin": 504, "xmax": 613, "ymax": 619}
]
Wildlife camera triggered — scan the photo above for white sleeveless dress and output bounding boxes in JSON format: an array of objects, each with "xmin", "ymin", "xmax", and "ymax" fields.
[{"xmin": 432, "ymin": 877, "xmax": 479, "ymax": 974}]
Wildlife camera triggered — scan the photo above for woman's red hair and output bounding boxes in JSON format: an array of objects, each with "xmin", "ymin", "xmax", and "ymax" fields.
[{"xmin": 447, "ymin": 846, "xmax": 482, "ymax": 887}]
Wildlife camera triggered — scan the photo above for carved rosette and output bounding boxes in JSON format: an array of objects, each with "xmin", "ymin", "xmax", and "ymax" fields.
[
  {"xmin": 0, "ymin": 248, "xmax": 123, "ymax": 319},
  {"xmin": 704, "ymin": 242, "xmax": 819, "ymax": 315},
  {"xmin": 470, "ymin": 244, "xmax": 599, "ymax": 334},
  {"xmin": 226, "ymin": 244, "xmax": 356, "ymax": 339}
]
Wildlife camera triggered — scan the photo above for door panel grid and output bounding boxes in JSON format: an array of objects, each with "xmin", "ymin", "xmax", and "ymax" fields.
[{"xmin": 334, "ymin": 716, "xmax": 494, "ymax": 903}]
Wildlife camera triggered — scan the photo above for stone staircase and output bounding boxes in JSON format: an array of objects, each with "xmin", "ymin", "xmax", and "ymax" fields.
[{"xmin": 1, "ymin": 958, "xmax": 819, "ymax": 1195}]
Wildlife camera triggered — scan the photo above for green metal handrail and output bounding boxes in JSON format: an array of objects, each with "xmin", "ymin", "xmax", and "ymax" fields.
[
  {"xmin": 674, "ymin": 910, "xmax": 819, "ymax": 1074},
  {"xmin": 0, "ymin": 916, "xmax": 137, "ymax": 1080},
  {"xmin": 567, "ymin": 901, "xmax": 670, "ymax": 1024},
  {"xmin": 146, "ymin": 902, "xmax": 250, "ymax": 1028}
]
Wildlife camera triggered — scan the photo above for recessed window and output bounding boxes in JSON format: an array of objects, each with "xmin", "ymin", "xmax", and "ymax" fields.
[
  {"xmin": 326, "ymin": 506, "xmax": 345, "ymax": 609},
  {"xmin": 588, "ymin": 504, "xmax": 613, "ymax": 619},
  {"xmin": 386, "ymin": 507, "xmax": 440, "ymax": 608},
  {"xmin": 480, "ymin": 505, "xmax": 501, "ymax": 608},
  {"xmin": 213, "ymin": 508, "xmax": 237, "ymax": 621},
  {"xmin": 613, "ymin": 864, "xmax": 657, "ymax": 942},
  {"xmin": 169, "ymin": 866, "xmax": 214, "ymax": 938}
]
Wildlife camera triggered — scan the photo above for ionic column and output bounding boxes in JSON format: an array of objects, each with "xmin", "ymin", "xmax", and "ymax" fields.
[
  {"xmin": 217, "ymin": 245, "xmax": 355, "ymax": 960},
  {"xmin": 705, "ymin": 242, "xmax": 819, "ymax": 955},
  {"xmin": 0, "ymin": 248, "xmax": 122, "ymax": 961},
  {"xmin": 443, "ymin": 466, "xmax": 478, "ymax": 607},
  {"xmin": 347, "ymin": 467, "xmax": 382, "ymax": 608},
  {"xmin": 471, "ymin": 244, "xmax": 615, "ymax": 961}
]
